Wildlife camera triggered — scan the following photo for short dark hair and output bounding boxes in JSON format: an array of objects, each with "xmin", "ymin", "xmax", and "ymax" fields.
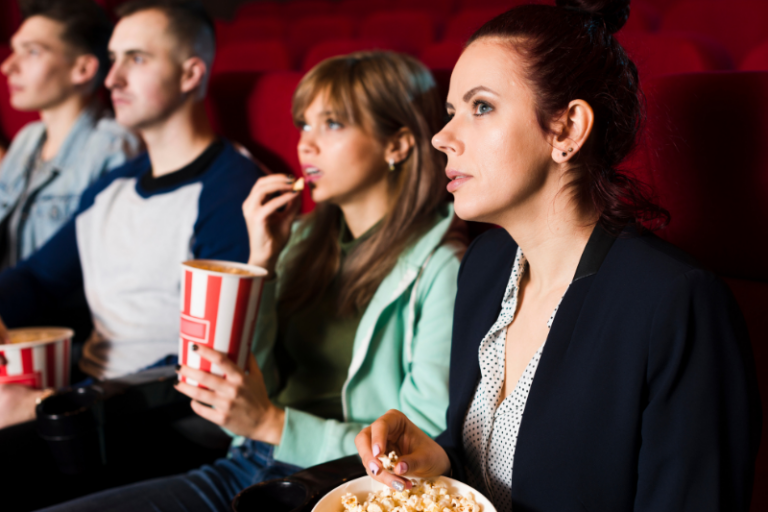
[
  {"xmin": 116, "ymin": 0, "xmax": 216, "ymax": 64},
  {"xmin": 20, "ymin": 0, "xmax": 113, "ymax": 86}
]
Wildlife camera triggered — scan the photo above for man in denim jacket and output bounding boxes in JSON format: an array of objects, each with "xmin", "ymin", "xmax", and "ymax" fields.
[{"xmin": 0, "ymin": 0, "xmax": 141, "ymax": 270}]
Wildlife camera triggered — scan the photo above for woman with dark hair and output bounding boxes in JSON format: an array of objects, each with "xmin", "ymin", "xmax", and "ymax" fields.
[{"xmin": 356, "ymin": 1, "xmax": 761, "ymax": 510}]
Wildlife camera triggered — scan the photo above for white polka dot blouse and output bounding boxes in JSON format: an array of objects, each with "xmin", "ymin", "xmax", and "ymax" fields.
[{"xmin": 462, "ymin": 247, "xmax": 566, "ymax": 511}]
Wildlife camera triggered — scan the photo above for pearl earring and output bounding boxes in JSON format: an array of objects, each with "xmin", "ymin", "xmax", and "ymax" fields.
[{"xmin": 388, "ymin": 158, "xmax": 396, "ymax": 172}]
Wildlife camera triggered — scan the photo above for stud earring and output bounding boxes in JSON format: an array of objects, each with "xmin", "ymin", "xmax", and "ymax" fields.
[
  {"xmin": 568, "ymin": 147, "xmax": 574, "ymax": 152},
  {"xmin": 561, "ymin": 152, "xmax": 567, "ymax": 157},
  {"xmin": 388, "ymin": 158, "xmax": 396, "ymax": 172}
]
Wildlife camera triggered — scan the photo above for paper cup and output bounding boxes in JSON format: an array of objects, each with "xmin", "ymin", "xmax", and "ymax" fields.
[
  {"xmin": 179, "ymin": 260, "xmax": 268, "ymax": 387},
  {"xmin": 312, "ymin": 475, "xmax": 497, "ymax": 512},
  {"xmin": 0, "ymin": 327, "xmax": 73, "ymax": 389}
]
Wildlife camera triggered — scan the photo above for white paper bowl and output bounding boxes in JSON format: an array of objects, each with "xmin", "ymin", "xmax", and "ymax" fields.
[{"xmin": 312, "ymin": 475, "xmax": 496, "ymax": 512}]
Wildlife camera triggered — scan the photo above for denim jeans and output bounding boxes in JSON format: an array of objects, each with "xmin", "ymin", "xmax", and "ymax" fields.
[{"xmin": 37, "ymin": 440, "xmax": 303, "ymax": 512}]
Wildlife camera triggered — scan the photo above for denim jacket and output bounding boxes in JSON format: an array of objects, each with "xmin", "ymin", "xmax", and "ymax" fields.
[{"xmin": 0, "ymin": 104, "xmax": 141, "ymax": 268}]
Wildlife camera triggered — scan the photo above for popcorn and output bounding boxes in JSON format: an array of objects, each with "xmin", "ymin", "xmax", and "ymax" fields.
[
  {"xmin": 378, "ymin": 451, "xmax": 399, "ymax": 471},
  {"xmin": 340, "ymin": 480, "xmax": 481, "ymax": 512},
  {"xmin": 292, "ymin": 177, "xmax": 305, "ymax": 191}
]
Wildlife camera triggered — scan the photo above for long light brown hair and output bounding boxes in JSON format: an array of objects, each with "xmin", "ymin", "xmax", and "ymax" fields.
[{"xmin": 279, "ymin": 51, "xmax": 453, "ymax": 317}]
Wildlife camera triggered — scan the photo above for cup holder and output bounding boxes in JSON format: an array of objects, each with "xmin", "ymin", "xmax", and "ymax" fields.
[{"xmin": 232, "ymin": 480, "xmax": 309, "ymax": 512}]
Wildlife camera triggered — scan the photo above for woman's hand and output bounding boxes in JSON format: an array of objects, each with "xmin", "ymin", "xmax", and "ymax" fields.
[
  {"xmin": 242, "ymin": 174, "xmax": 302, "ymax": 276},
  {"xmin": 355, "ymin": 409, "xmax": 451, "ymax": 491},
  {"xmin": 174, "ymin": 344, "xmax": 285, "ymax": 445}
]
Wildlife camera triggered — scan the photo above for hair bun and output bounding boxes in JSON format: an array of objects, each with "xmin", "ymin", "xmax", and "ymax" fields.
[{"xmin": 556, "ymin": 0, "xmax": 631, "ymax": 34}]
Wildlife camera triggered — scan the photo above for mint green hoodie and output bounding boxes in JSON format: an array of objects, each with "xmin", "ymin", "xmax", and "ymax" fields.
[{"xmin": 238, "ymin": 204, "xmax": 462, "ymax": 468}]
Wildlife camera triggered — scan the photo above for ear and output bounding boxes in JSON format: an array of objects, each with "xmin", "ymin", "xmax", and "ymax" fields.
[
  {"xmin": 383, "ymin": 127, "xmax": 416, "ymax": 168},
  {"xmin": 179, "ymin": 56, "xmax": 207, "ymax": 98},
  {"xmin": 70, "ymin": 54, "xmax": 100, "ymax": 88},
  {"xmin": 550, "ymin": 99, "xmax": 594, "ymax": 165}
]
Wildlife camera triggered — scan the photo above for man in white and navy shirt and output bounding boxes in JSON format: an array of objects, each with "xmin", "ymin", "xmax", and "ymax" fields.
[{"xmin": 0, "ymin": 0, "xmax": 264, "ymax": 427}]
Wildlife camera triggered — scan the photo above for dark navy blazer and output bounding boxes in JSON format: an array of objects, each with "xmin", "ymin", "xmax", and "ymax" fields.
[{"xmin": 435, "ymin": 226, "xmax": 762, "ymax": 512}]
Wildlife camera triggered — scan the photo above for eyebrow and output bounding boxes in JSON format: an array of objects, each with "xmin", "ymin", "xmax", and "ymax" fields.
[
  {"xmin": 445, "ymin": 85, "xmax": 500, "ymax": 110},
  {"xmin": 17, "ymin": 41, "xmax": 52, "ymax": 51},
  {"xmin": 109, "ymin": 49, "xmax": 153, "ymax": 58}
]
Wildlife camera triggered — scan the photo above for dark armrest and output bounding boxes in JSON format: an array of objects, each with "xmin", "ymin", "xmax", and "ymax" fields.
[{"xmin": 232, "ymin": 455, "xmax": 367, "ymax": 512}]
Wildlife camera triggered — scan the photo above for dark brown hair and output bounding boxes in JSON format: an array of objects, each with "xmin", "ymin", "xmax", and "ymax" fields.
[
  {"xmin": 469, "ymin": 0, "xmax": 669, "ymax": 233},
  {"xmin": 20, "ymin": 0, "xmax": 113, "ymax": 85},
  {"xmin": 280, "ymin": 51, "xmax": 456, "ymax": 317}
]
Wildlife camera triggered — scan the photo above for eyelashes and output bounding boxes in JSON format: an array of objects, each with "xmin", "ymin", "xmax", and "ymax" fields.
[{"xmin": 443, "ymin": 99, "xmax": 494, "ymax": 122}]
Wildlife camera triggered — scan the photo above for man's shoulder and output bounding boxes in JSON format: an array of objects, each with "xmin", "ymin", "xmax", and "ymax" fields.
[{"xmin": 198, "ymin": 140, "xmax": 264, "ymax": 193}]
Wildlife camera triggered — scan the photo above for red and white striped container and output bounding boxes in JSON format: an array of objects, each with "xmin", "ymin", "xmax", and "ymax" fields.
[
  {"xmin": 0, "ymin": 328, "xmax": 73, "ymax": 389},
  {"xmin": 179, "ymin": 260, "xmax": 268, "ymax": 387}
]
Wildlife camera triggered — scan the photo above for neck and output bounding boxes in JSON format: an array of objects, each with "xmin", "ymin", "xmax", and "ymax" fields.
[
  {"xmin": 140, "ymin": 100, "xmax": 216, "ymax": 177},
  {"xmin": 497, "ymin": 180, "xmax": 598, "ymax": 294},
  {"xmin": 39, "ymin": 94, "xmax": 93, "ymax": 161},
  {"xmin": 338, "ymin": 178, "xmax": 393, "ymax": 239}
]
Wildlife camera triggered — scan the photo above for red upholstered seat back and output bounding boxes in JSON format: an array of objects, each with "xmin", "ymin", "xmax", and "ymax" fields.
[
  {"xmin": 420, "ymin": 41, "xmax": 465, "ymax": 71},
  {"xmin": 235, "ymin": 2, "xmax": 282, "ymax": 18},
  {"xmin": 280, "ymin": 0, "xmax": 334, "ymax": 18},
  {"xmin": 246, "ymin": 71, "xmax": 314, "ymax": 212},
  {"xmin": 443, "ymin": 8, "xmax": 510, "ymax": 43},
  {"xmin": 0, "ymin": 46, "xmax": 39, "ymax": 143},
  {"xmin": 740, "ymin": 39, "xmax": 768, "ymax": 71},
  {"xmin": 213, "ymin": 41, "xmax": 291, "ymax": 74},
  {"xmin": 617, "ymin": 32, "xmax": 732, "ymax": 79},
  {"xmin": 641, "ymin": 72, "xmax": 768, "ymax": 279},
  {"xmin": 215, "ymin": 17, "xmax": 286, "ymax": 46},
  {"xmin": 286, "ymin": 15, "xmax": 356, "ymax": 64},
  {"xmin": 359, "ymin": 10, "xmax": 436, "ymax": 54},
  {"xmin": 662, "ymin": 0, "xmax": 768, "ymax": 63},
  {"xmin": 301, "ymin": 39, "xmax": 396, "ymax": 72},
  {"xmin": 639, "ymin": 73, "xmax": 768, "ymax": 510},
  {"xmin": 0, "ymin": 0, "xmax": 21, "ymax": 45},
  {"xmin": 335, "ymin": 0, "xmax": 391, "ymax": 17}
]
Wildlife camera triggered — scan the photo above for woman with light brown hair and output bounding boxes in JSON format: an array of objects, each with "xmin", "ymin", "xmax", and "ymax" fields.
[{"xmin": 41, "ymin": 51, "xmax": 466, "ymax": 512}]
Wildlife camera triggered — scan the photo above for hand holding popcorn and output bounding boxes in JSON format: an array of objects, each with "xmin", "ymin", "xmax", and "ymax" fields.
[{"xmin": 355, "ymin": 409, "xmax": 451, "ymax": 492}]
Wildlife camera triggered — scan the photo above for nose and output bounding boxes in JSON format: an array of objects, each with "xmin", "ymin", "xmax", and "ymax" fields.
[
  {"xmin": 1, "ymin": 52, "xmax": 17, "ymax": 77},
  {"xmin": 104, "ymin": 60, "xmax": 123, "ymax": 90},
  {"xmin": 432, "ymin": 121, "xmax": 462, "ymax": 156},
  {"xmin": 297, "ymin": 130, "xmax": 318, "ymax": 158}
]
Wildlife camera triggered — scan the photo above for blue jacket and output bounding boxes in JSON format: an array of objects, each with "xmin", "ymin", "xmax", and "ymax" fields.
[
  {"xmin": 0, "ymin": 104, "xmax": 141, "ymax": 267},
  {"xmin": 437, "ymin": 226, "xmax": 761, "ymax": 512}
]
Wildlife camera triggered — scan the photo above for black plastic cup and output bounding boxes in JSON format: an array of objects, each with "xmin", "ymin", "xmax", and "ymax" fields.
[{"xmin": 36, "ymin": 386, "xmax": 106, "ymax": 475}]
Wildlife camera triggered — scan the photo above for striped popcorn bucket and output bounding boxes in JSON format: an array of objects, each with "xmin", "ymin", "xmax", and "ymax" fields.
[
  {"xmin": 0, "ymin": 328, "xmax": 73, "ymax": 389},
  {"xmin": 179, "ymin": 260, "xmax": 268, "ymax": 388}
]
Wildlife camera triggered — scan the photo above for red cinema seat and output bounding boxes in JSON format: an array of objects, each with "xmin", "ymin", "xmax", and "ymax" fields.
[
  {"xmin": 215, "ymin": 17, "xmax": 286, "ymax": 46},
  {"xmin": 246, "ymin": 71, "xmax": 316, "ymax": 212},
  {"xmin": 661, "ymin": 0, "xmax": 768, "ymax": 63},
  {"xmin": 420, "ymin": 41, "xmax": 464, "ymax": 71},
  {"xmin": 618, "ymin": 0, "xmax": 659, "ymax": 33},
  {"xmin": 617, "ymin": 32, "xmax": 732, "ymax": 79},
  {"xmin": 0, "ymin": 1, "xmax": 21, "ymax": 45},
  {"xmin": 0, "ymin": 47, "xmax": 39, "ymax": 142},
  {"xmin": 335, "ymin": 0, "xmax": 392, "ymax": 17},
  {"xmin": 206, "ymin": 71, "xmax": 262, "ymax": 149},
  {"xmin": 236, "ymin": 1, "xmax": 282, "ymax": 18},
  {"xmin": 457, "ymin": 0, "xmax": 541, "ymax": 10},
  {"xmin": 302, "ymin": 39, "xmax": 397, "ymax": 72},
  {"xmin": 213, "ymin": 41, "xmax": 291, "ymax": 74},
  {"xmin": 740, "ymin": 39, "xmax": 768, "ymax": 71},
  {"xmin": 359, "ymin": 10, "xmax": 436, "ymax": 54},
  {"xmin": 443, "ymin": 8, "xmax": 509, "ymax": 43},
  {"xmin": 280, "ymin": 0, "xmax": 334, "ymax": 18},
  {"xmin": 286, "ymin": 15, "xmax": 356, "ymax": 64},
  {"xmin": 394, "ymin": 0, "xmax": 458, "ymax": 15},
  {"xmin": 637, "ymin": 73, "xmax": 768, "ymax": 511}
]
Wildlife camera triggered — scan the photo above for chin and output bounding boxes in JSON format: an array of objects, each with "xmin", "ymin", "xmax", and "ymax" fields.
[{"xmin": 453, "ymin": 197, "xmax": 499, "ymax": 224}]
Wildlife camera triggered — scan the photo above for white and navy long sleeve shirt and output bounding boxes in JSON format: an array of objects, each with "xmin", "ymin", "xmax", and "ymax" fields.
[{"xmin": 0, "ymin": 139, "xmax": 264, "ymax": 379}]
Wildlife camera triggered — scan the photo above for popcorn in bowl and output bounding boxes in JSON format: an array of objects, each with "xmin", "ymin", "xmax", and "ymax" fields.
[{"xmin": 339, "ymin": 479, "xmax": 482, "ymax": 512}]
